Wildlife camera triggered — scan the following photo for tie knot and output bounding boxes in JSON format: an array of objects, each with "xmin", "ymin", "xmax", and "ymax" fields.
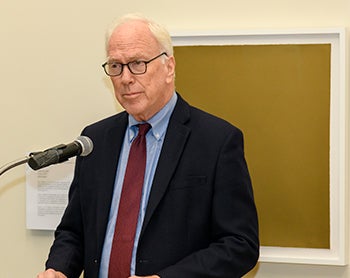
[{"xmin": 137, "ymin": 123, "xmax": 151, "ymax": 136}]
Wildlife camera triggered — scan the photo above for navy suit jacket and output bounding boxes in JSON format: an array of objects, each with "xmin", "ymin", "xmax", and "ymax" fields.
[{"xmin": 46, "ymin": 94, "xmax": 259, "ymax": 278}]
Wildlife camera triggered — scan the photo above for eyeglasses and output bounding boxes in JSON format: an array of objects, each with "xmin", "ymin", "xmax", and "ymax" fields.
[{"xmin": 102, "ymin": 52, "xmax": 168, "ymax": 77}]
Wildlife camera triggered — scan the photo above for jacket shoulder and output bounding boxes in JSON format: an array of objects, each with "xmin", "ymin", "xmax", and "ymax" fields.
[
  {"xmin": 81, "ymin": 111, "xmax": 127, "ymax": 135},
  {"xmin": 178, "ymin": 96, "xmax": 242, "ymax": 134}
]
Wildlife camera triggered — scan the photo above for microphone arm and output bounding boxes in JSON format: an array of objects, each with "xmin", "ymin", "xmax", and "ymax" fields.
[
  {"xmin": 0, "ymin": 149, "xmax": 72, "ymax": 176},
  {"xmin": 0, "ymin": 136, "xmax": 93, "ymax": 176},
  {"xmin": 0, "ymin": 156, "xmax": 30, "ymax": 176}
]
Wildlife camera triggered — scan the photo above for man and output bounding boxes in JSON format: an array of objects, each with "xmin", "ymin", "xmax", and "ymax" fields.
[{"xmin": 37, "ymin": 13, "xmax": 259, "ymax": 278}]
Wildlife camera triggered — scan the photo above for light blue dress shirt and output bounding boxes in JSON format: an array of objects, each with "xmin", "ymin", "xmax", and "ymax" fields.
[{"xmin": 99, "ymin": 93, "xmax": 177, "ymax": 277}]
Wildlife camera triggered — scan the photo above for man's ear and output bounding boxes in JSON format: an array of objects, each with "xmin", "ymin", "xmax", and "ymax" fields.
[{"xmin": 166, "ymin": 55, "xmax": 176, "ymax": 80}]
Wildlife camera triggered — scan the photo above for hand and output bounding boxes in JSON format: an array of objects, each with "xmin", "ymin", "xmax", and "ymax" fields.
[
  {"xmin": 36, "ymin": 269, "xmax": 67, "ymax": 278},
  {"xmin": 129, "ymin": 275, "xmax": 160, "ymax": 278}
]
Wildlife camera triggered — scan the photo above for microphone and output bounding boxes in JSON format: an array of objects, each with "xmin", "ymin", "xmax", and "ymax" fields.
[{"xmin": 28, "ymin": 136, "xmax": 93, "ymax": 170}]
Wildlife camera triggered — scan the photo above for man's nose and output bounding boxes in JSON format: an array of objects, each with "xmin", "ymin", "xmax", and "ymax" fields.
[{"xmin": 119, "ymin": 65, "xmax": 135, "ymax": 83}]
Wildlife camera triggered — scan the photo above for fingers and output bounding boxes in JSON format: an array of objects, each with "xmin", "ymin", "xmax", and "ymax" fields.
[{"xmin": 36, "ymin": 269, "xmax": 67, "ymax": 278}]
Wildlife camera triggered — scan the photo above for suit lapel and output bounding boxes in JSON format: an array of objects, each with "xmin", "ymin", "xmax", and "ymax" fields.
[
  {"xmin": 95, "ymin": 112, "xmax": 128, "ymax": 254},
  {"xmin": 140, "ymin": 96, "xmax": 191, "ymax": 237}
]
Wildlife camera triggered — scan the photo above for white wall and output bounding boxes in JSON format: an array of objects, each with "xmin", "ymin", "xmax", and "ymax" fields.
[{"xmin": 0, "ymin": 1, "xmax": 348, "ymax": 277}]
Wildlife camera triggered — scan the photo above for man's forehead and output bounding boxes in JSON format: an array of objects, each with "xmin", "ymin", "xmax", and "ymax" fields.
[{"xmin": 108, "ymin": 23, "xmax": 159, "ymax": 58}]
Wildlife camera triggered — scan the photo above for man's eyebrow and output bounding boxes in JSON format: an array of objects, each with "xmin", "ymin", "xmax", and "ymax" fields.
[{"xmin": 107, "ymin": 53, "xmax": 146, "ymax": 62}]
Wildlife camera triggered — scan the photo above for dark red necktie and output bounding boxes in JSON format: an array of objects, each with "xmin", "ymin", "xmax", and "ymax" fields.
[{"xmin": 108, "ymin": 123, "xmax": 151, "ymax": 278}]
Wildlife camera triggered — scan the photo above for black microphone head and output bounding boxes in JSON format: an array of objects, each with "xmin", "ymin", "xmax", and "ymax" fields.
[{"xmin": 75, "ymin": 136, "xmax": 93, "ymax": 156}]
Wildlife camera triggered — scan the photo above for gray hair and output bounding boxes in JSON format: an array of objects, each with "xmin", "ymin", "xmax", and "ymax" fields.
[{"xmin": 105, "ymin": 13, "xmax": 174, "ymax": 56}]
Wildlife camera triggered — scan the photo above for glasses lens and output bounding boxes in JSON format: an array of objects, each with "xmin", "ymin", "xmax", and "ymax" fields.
[
  {"xmin": 106, "ymin": 63, "xmax": 122, "ymax": 76},
  {"xmin": 129, "ymin": 61, "xmax": 146, "ymax": 74}
]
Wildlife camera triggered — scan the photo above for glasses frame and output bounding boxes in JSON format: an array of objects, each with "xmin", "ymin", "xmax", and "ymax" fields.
[{"xmin": 102, "ymin": 52, "xmax": 168, "ymax": 77}]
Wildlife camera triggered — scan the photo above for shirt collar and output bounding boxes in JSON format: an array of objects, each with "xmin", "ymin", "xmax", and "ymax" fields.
[{"xmin": 127, "ymin": 92, "xmax": 177, "ymax": 142}]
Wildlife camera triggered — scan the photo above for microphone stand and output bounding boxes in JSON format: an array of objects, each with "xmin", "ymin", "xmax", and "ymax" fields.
[{"xmin": 0, "ymin": 156, "xmax": 30, "ymax": 176}]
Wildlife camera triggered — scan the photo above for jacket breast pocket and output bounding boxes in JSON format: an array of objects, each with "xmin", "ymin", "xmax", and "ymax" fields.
[{"xmin": 169, "ymin": 175, "xmax": 207, "ymax": 190}]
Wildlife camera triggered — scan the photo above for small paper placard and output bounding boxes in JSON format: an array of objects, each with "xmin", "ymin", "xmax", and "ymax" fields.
[{"xmin": 26, "ymin": 159, "xmax": 75, "ymax": 230}]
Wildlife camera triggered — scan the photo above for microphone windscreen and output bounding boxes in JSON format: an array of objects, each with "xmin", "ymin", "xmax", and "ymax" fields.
[{"xmin": 76, "ymin": 136, "xmax": 93, "ymax": 156}]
